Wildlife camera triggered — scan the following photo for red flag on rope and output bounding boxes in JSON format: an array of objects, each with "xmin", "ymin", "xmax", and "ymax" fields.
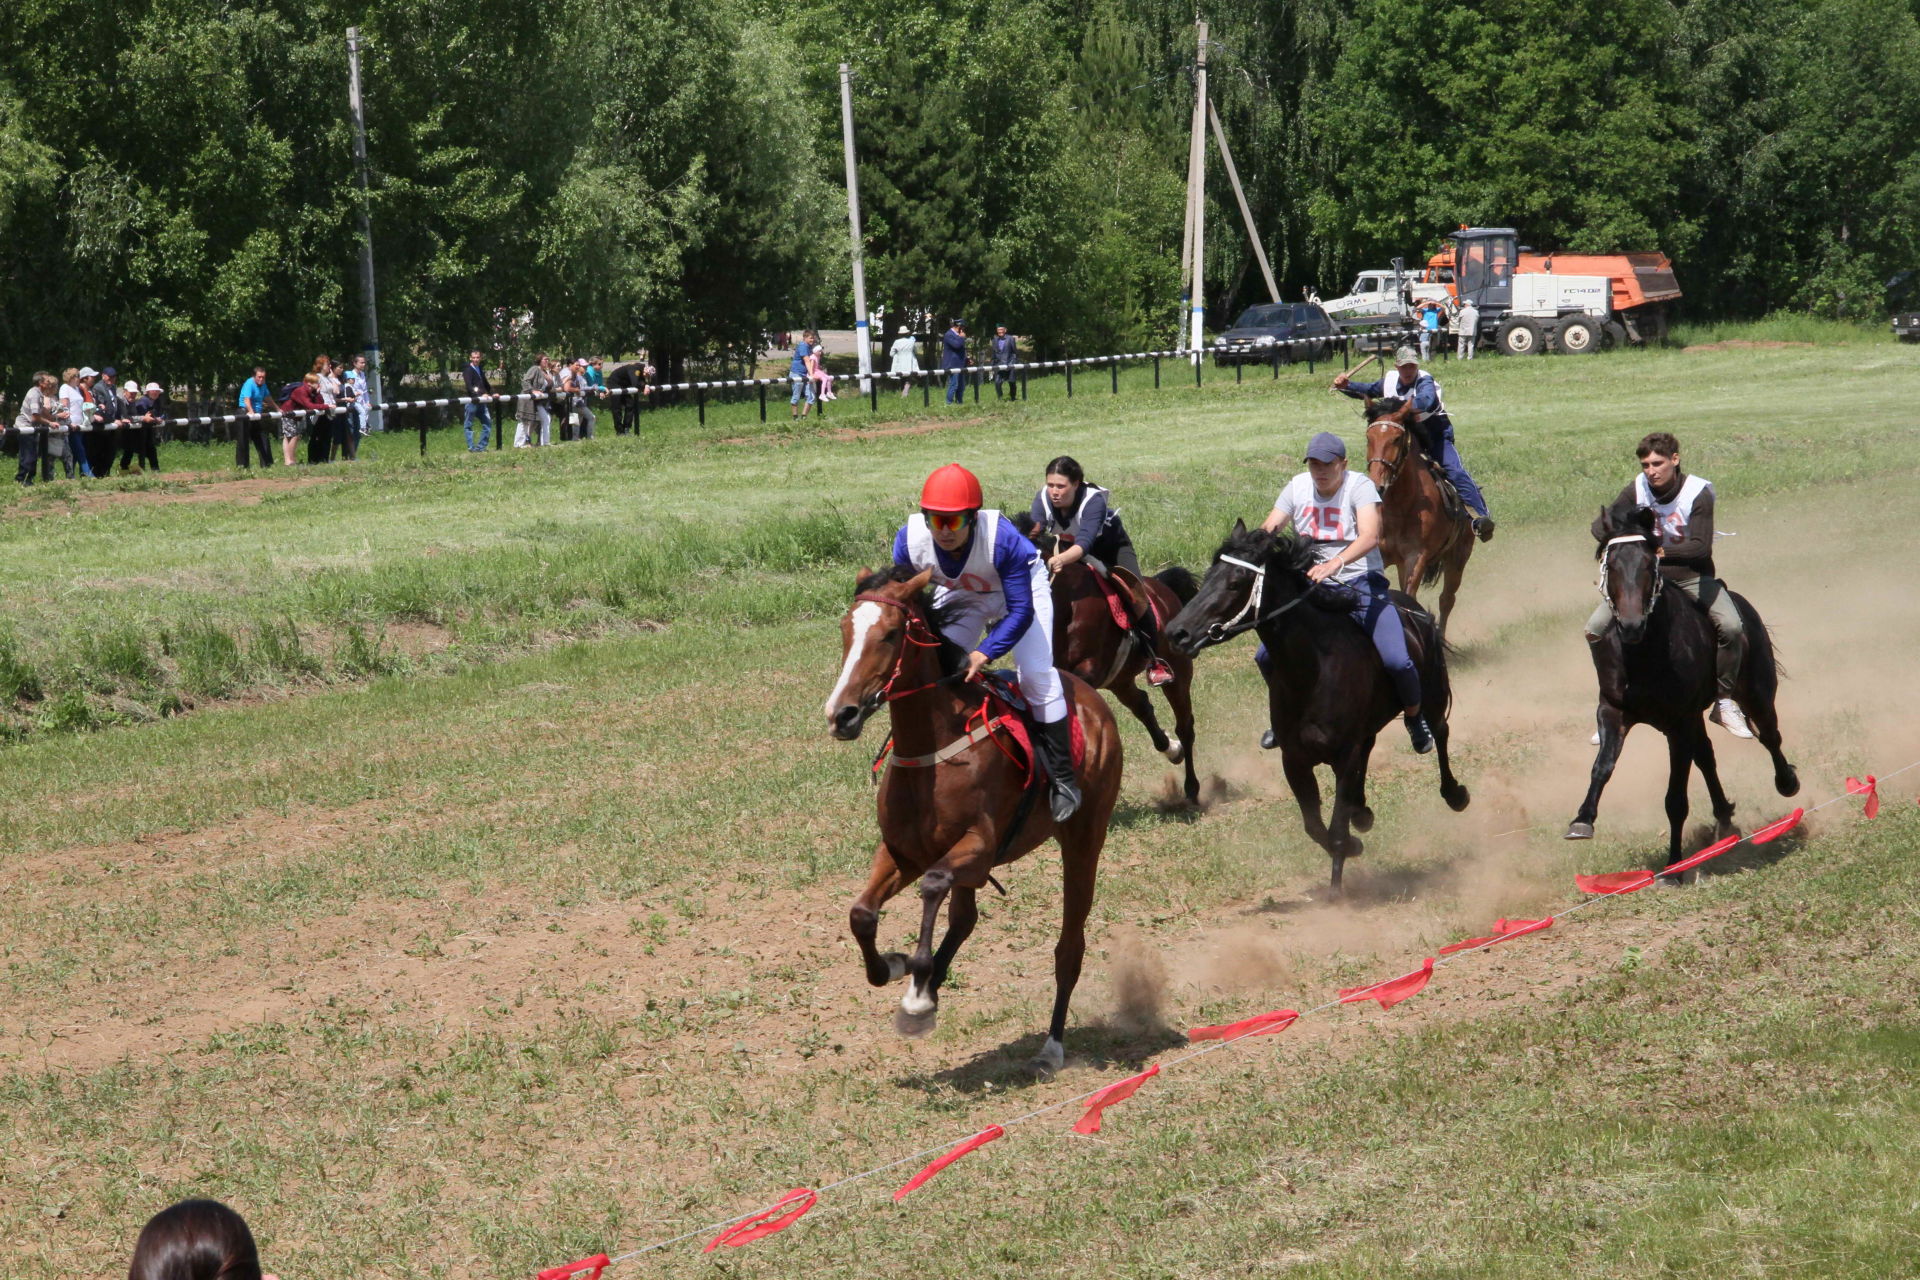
[
  {"xmin": 702, "ymin": 1189, "xmax": 817, "ymax": 1253},
  {"xmin": 1187, "ymin": 1008, "xmax": 1300, "ymax": 1043},
  {"xmin": 1574, "ymin": 869, "xmax": 1656, "ymax": 895},
  {"xmin": 1846, "ymin": 776, "xmax": 1880, "ymax": 819},
  {"xmin": 536, "ymin": 1255, "xmax": 608, "ymax": 1280},
  {"xmin": 1338, "ymin": 957, "xmax": 1435, "ymax": 1009},
  {"xmin": 1662, "ymin": 832, "xmax": 1743, "ymax": 878},
  {"xmin": 1182, "ymin": 1005, "xmax": 1305, "ymax": 1043},
  {"xmin": 894, "ymin": 1126, "xmax": 1005, "ymax": 1201},
  {"xmin": 1438, "ymin": 918, "xmax": 1553, "ymax": 955},
  {"xmin": 1072, "ymin": 1064, "xmax": 1161, "ymax": 1135},
  {"xmin": 1750, "ymin": 807, "xmax": 1803, "ymax": 844}
]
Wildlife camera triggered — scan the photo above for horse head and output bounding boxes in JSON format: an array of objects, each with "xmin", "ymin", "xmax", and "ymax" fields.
[
  {"xmin": 1166, "ymin": 519, "xmax": 1312, "ymax": 654},
  {"xmin": 824, "ymin": 566, "xmax": 937, "ymax": 739},
  {"xmin": 1365, "ymin": 415, "xmax": 1413, "ymax": 493},
  {"xmin": 1595, "ymin": 501, "xmax": 1661, "ymax": 644}
]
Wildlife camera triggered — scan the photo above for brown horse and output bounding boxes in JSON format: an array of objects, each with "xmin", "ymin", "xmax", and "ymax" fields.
[
  {"xmin": 1030, "ymin": 532, "xmax": 1203, "ymax": 804},
  {"xmin": 1364, "ymin": 397, "xmax": 1473, "ymax": 638},
  {"xmin": 823, "ymin": 566, "xmax": 1125, "ymax": 1076}
]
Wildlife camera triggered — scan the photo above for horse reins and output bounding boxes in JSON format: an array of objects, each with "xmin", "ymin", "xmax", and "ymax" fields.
[
  {"xmin": 1205, "ymin": 554, "xmax": 1311, "ymax": 642},
  {"xmin": 851, "ymin": 592, "xmax": 968, "ymax": 702}
]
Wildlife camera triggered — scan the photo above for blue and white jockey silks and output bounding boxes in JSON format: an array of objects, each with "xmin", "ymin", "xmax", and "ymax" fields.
[
  {"xmin": 894, "ymin": 510, "xmax": 1067, "ymax": 723},
  {"xmin": 1633, "ymin": 471, "xmax": 1712, "ymax": 547}
]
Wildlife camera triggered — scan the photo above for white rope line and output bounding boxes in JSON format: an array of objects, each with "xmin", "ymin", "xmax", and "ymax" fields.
[{"xmin": 561, "ymin": 753, "xmax": 1912, "ymax": 1273}]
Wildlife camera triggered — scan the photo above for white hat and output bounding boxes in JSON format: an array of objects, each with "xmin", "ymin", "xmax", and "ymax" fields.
[
  {"xmin": 78, "ymin": 366, "xmax": 99, "ymax": 378},
  {"xmin": 145, "ymin": 381, "xmax": 163, "ymax": 393}
]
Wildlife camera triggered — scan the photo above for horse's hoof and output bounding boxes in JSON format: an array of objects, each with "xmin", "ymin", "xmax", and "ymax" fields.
[
  {"xmin": 1776, "ymin": 769, "xmax": 1801, "ymax": 798},
  {"xmin": 1565, "ymin": 821, "xmax": 1595, "ymax": 840},
  {"xmin": 1351, "ymin": 807, "xmax": 1375, "ymax": 833},
  {"xmin": 1027, "ymin": 1037, "xmax": 1065, "ymax": 1080},
  {"xmin": 1443, "ymin": 783, "xmax": 1471, "ymax": 812},
  {"xmin": 1163, "ymin": 736, "xmax": 1187, "ymax": 764},
  {"xmin": 894, "ymin": 1006, "xmax": 938, "ymax": 1038},
  {"xmin": 1336, "ymin": 835, "xmax": 1364, "ymax": 858}
]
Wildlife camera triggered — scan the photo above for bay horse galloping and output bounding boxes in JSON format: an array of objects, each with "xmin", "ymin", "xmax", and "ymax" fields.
[
  {"xmin": 1364, "ymin": 396, "xmax": 1473, "ymax": 638},
  {"xmin": 1031, "ymin": 529, "xmax": 1204, "ymax": 804},
  {"xmin": 1164, "ymin": 522, "xmax": 1469, "ymax": 893},
  {"xmin": 823, "ymin": 566, "xmax": 1124, "ymax": 1076},
  {"xmin": 1567, "ymin": 501, "xmax": 1799, "ymax": 873}
]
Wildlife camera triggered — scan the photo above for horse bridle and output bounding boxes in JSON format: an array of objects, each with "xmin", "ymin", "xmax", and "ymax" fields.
[
  {"xmin": 1204, "ymin": 554, "xmax": 1309, "ymax": 643},
  {"xmin": 1598, "ymin": 534, "xmax": 1661, "ymax": 620},
  {"xmin": 850, "ymin": 591, "xmax": 968, "ymax": 703},
  {"xmin": 1365, "ymin": 425, "xmax": 1407, "ymax": 494}
]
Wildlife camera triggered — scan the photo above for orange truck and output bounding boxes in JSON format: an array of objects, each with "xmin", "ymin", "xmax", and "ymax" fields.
[{"xmin": 1425, "ymin": 227, "xmax": 1681, "ymax": 353}]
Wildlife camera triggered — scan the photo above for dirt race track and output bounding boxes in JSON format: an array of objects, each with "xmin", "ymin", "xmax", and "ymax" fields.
[{"xmin": 5, "ymin": 343, "xmax": 1920, "ymax": 1278}]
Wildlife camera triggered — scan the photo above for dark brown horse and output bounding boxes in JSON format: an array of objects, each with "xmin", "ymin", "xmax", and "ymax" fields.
[
  {"xmin": 1165, "ymin": 522, "xmax": 1469, "ymax": 893},
  {"xmin": 823, "ymin": 566, "xmax": 1125, "ymax": 1076},
  {"xmin": 1364, "ymin": 397, "xmax": 1473, "ymax": 638},
  {"xmin": 1029, "ymin": 531, "xmax": 1204, "ymax": 804},
  {"xmin": 1567, "ymin": 500, "xmax": 1799, "ymax": 874}
]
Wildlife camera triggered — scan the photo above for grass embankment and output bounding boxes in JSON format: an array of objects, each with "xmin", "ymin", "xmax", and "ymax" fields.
[{"xmin": 2, "ymin": 327, "xmax": 1918, "ymax": 1278}]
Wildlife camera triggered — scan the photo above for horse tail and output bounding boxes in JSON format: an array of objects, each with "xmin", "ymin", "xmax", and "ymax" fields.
[
  {"xmin": 1154, "ymin": 564, "xmax": 1199, "ymax": 605},
  {"xmin": 1731, "ymin": 590, "xmax": 1782, "ymax": 697}
]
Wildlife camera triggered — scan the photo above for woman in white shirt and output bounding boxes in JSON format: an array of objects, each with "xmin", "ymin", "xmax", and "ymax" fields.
[{"xmin": 887, "ymin": 329, "xmax": 920, "ymax": 398}]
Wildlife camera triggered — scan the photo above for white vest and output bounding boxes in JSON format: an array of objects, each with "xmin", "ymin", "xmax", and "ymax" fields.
[
  {"xmin": 1380, "ymin": 369, "xmax": 1445, "ymax": 422},
  {"xmin": 1045, "ymin": 483, "xmax": 1113, "ymax": 535},
  {"xmin": 904, "ymin": 509, "xmax": 1007, "ymax": 620},
  {"xmin": 1633, "ymin": 472, "xmax": 1711, "ymax": 547}
]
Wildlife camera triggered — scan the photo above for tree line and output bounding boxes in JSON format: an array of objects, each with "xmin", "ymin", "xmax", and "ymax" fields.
[{"xmin": 1, "ymin": 0, "xmax": 1915, "ymax": 396}]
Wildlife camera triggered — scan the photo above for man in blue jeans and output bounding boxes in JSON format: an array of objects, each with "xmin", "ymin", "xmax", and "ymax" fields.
[
  {"xmin": 461, "ymin": 350, "xmax": 493, "ymax": 451},
  {"xmin": 941, "ymin": 318, "xmax": 970, "ymax": 404},
  {"xmin": 235, "ymin": 365, "xmax": 275, "ymax": 468},
  {"xmin": 789, "ymin": 333, "xmax": 815, "ymax": 419}
]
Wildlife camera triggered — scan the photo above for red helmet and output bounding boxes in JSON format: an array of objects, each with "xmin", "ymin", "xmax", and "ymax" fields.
[{"xmin": 920, "ymin": 463, "xmax": 983, "ymax": 513}]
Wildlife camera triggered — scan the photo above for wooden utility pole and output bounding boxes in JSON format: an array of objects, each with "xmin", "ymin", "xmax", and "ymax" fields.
[
  {"xmin": 345, "ymin": 28, "xmax": 384, "ymax": 429},
  {"xmin": 838, "ymin": 64, "xmax": 873, "ymax": 393},
  {"xmin": 1209, "ymin": 99, "xmax": 1279, "ymax": 305},
  {"xmin": 1186, "ymin": 19, "xmax": 1209, "ymax": 361}
]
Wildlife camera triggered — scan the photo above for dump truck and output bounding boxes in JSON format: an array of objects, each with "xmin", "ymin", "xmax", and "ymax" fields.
[{"xmin": 1428, "ymin": 227, "xmax": 1681, "ymax": 354}]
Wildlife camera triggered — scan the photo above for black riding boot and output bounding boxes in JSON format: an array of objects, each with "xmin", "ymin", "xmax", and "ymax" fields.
[{"xmin": 1035, "ymin": 717, "xmax": 1083, "ymax": 823}]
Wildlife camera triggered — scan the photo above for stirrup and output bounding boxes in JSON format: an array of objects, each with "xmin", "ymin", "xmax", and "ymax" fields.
[
  {"xmin": 1146, "ymin": 658, "xmax": 1175, "ymax": 687},
  {"xmin": 1710, "ymin": 698, "xmax": 1754, "ymax": 739}
]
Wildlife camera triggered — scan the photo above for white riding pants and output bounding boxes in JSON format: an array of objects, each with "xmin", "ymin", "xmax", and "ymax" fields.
[{"xmin": 936, "ymin": 582, "xmax": 1068, "ymax": 723}]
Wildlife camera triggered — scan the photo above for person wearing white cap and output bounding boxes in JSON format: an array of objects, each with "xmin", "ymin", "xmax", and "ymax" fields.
[
  {"xmin": 1255, "ymin": 429, "xmax": 1434, "ymax": 755},
  {"xmin": 1332, "ymin": 345, "xmax": 1493, "ymax": 541},
  {"xmin": 124, "ymin": 381, "xmax": 166, "ymax": 473}
]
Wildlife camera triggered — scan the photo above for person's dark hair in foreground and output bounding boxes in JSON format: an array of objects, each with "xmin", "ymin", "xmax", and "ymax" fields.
[{"xmin": 128, "ymin": 1199, "xmax": 275, "ymax": 1280}]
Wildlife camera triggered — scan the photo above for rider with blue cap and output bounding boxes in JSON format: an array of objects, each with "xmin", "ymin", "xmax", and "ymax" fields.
[{"xmin": 1257, "ymin": 431, "xmax": 1433, "ymax": 755}]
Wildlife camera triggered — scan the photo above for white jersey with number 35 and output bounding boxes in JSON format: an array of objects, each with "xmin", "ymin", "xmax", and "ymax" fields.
[
  {"xmin": 1633, "ymin": 472, "xmax": 1711, "ymax": 547},
  {"xmin": 1273, "ymin": 470, "xmax": 1384, "ymax": 585}
]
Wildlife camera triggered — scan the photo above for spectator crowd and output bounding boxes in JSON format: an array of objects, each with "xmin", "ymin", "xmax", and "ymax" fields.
[{"xmin": 9, "ymin": 351, "xmax": 661, "ymax": 484}]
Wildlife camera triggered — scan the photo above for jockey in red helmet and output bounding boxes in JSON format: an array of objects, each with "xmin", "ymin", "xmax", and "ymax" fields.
[{"xmin": 893, "ymin": 463, "xmax": 1081, "ymax": 821}]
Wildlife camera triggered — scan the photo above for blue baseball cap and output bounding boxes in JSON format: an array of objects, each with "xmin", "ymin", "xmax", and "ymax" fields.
[{"xmin": 1304, "ymin": 431, "xmax": 1348, "ymax": 462}]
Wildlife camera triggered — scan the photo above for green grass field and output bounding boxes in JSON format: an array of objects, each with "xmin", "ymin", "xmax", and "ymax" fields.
[{"xmin": 3, "ymin": 322, "xmax": 1919, "ymax": 1279}]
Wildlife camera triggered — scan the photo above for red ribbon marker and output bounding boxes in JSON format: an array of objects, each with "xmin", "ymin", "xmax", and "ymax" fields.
[
  {"xmin": 703, "ymin": 1189, "xmax": 817, "ymax": 1253},
  {"xmin": 1187, "ymin": 1008, "xmax": 1300, "ymax": 1043},
  {"xmin": 1338, "ymin": 957, "xmax": 1434, "ymax": 1010},
  {"xmin": 536, "ymin": 1256, "xmax": 609, "ymax": 1280},
  {"xmin": 1750, "ymin": 807, "xmax": 1803, "ymax": 844},
  {"xmin": 1662, "ymin": 832, "xmax": 1743, "ymax": 878},
  {"xmin": 894, "ymin": 1125, "xmax": 1005, "ymax": 1201},
  {"xmin": 1438, "ymin": 917, "xmax": 1553, "ymax": 955},
  {"xmin": 1574, "ymin": 869, "xmax": 1656, "ymax": 895},
  {"xmin": 1846, "ymin": 776, "xmax": 1880, "ymax": 819},
  {"xmin": 1072, "ymin": 1064, "xmax": 1161, "ymax": 1135}
]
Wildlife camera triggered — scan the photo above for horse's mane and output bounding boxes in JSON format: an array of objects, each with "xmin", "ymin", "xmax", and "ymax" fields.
[
  {"xmin": 1214, "ymin": 523, "xmax": 1318, "ymax": 577},
  {"xmin": 1593, "ymin": 497, "xmax": 1655, "ymax": 558},
  {"xmin": 853, "ymin": 565, "xmax": 969, "ymax": 675},
  {"xmin": 1368, "ymin": 395, "xmax": 1407, "ymax": 418}
]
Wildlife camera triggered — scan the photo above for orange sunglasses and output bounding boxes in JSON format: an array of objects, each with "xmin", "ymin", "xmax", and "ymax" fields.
[{"xmin": 923, "ymin": 511, "xmax": 973, "ymax": 533}]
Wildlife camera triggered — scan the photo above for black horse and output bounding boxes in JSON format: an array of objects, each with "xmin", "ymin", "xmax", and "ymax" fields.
[
  {"xmin": 1165, "ymin": 520, "xmax": 1470, "ymax": 892},
  {"xmin": 1566, "ymin": 500, "xmax": 1799, "ymax": 874}
]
